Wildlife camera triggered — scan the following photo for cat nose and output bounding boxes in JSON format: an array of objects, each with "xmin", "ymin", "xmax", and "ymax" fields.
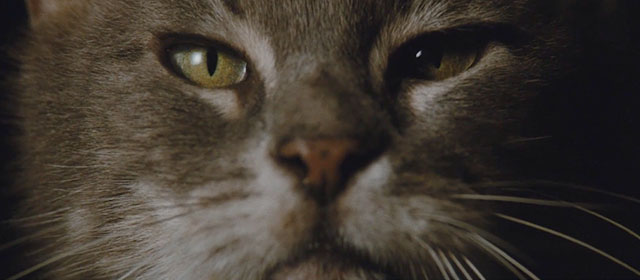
[{"xmin": 277, "ymin": 138, "xmax": 364, "ymax": 202}]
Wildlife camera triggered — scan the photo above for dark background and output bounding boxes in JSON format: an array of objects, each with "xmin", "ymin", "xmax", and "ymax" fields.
[
  {"xmin": 1, "ymin": 1, "xmax": 27, "ymax": 277},
  {"xmin": 0, "ymin": 3, "xmax": 26, "ymax": 180}
]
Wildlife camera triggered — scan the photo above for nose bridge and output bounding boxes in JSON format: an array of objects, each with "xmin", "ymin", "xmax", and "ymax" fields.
[
  {"xmin": 268, "ymin": 67, "xmax": 373, "ymax": 141},
  {"xmin": 266, "ymin": 64, "xmax": 392, "ymax": 204}
]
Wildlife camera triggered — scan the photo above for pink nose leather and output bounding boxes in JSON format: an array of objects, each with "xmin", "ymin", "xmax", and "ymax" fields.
[{"xmin": 278, "ymin": 138, "xmax": 359, "ymax": 195}]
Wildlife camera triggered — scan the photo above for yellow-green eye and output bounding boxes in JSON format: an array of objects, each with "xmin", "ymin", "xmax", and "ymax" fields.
[
  {"xmin": 169, "ymin": 46, "xmax": 247, "ymax": 88},
  {"xmin": 414, "ymin": 49, "xmax": 477, "ymax": 81},
  {"xmin": 386, "ymin": 32, "xmax": 484, "ymax": 87}
]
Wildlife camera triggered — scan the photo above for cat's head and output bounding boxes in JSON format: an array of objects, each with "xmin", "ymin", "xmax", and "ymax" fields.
[{"xmin": 10, "ymin": 0, "xmax": 640, "ymax": 279}]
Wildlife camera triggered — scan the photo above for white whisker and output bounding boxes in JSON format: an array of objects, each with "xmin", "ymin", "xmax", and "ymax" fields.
[
  {"xmin": 1, "ymin": 207, "xmax": 71, "ymax": 224},
  {"xmin": 452, "ymin": 194, "xmax": 579, "ymax": 207},
  {"xmin": 503, "ymin": 136, "xmax": 552, "ymax": 144},
  {"xmin": 426, "ymin": 214, "xmax": 524, "ymax": 260},
  {"xmin": 448, "ymin": 252, "xmax": 472, "ymax": 280},
  {"xmin": 420, "ymin": 265, "xmax": 430, "ymax": 280},
  {"xmin": 572, "ymin": 204, "xmax": 640, "ymax": 241},
  {"xmin": 496, "ymin": 213, "xmax": 640, "ymax": 276},
  {"xmin": 438, "ymin": 249, "xmax": 460, "ymax": 280},
  {"xmin": 456, "ymin": 192, "xmax": 639, "ymax": 241},
  {"xmin": 463, "ymin": 256, "xmax": 486, "ymax": 280},
  {"xmin": 412, "ymin": 236, "xmax": 450, "ymax": 280},
  {"xmin": 7, "ymin": 235, "xmax": 113, "ymax": 280},
  {"xmin": 469, "ymin": 233, "xmax": 539, "ymax": 280},
  {"xmin": 0, "ymin": 224, "xmax": 65, "ymax": 251},
  {"xmin": 467, "ymin": 235, "xmax": 526, "ymax": 280},
  {"xmin": 469, "ymin": 189, "xmax": 640, "ymax": 242},
  {"xmin": 478, "ymin": 180, "xmax": 640, "ymax": 204},
  {"xmin": 116, "ymin": 261, "xmax": 147, "ymax": 280},
  {"xmin": 531, "ymin": 194, "xmax": 640, "ymax": 242}
]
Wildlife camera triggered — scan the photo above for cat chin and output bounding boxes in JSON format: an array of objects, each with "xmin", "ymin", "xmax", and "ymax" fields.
[{"xmin": 268, "ymin": 251, "xmax": 388, "ymax": 280}]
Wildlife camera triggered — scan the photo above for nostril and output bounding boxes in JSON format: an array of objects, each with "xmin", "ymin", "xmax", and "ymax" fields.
[
  {"xmin": 276, "ymin": 150, "xmax": 308, "ymax": 180},
  {"xmin": 339, "ymin": 150, "xmax": 375, "ymax": 183},
  {"xmin": 276, "ymin": 138, "xmax": 362, "ymax": 201}
]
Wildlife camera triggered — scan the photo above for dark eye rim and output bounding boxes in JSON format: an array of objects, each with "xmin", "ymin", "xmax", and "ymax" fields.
[
  {"xmin": 384, "ymin": 22, "xmax": 528, "ymax": 91},
  {"xmin": 155, "ymin": 33, "xmax": 252, "ymax": 88}
]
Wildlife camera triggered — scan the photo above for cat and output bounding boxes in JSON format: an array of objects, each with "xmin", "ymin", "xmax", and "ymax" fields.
[{"xmin": 2, "ymin": 0, "xmax": 640, "ymax": 279}]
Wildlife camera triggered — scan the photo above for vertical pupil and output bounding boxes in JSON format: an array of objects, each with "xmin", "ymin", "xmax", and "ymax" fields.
[
  {"xmin": 432, "ymin": 50, "xmax": 443, "ymax": 68},
  {"xmin": 206, "ymin": 49, "xmax": 218, "ymax": 76},
  {"xmin": 415, "ymin": 46, "xmax": 443, "ymax": 68}
]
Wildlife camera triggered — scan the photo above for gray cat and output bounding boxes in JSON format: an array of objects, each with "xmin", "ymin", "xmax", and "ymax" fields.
[{"xmin": 3, "ymin": 0, "xmax": 640, "ymax": 279}]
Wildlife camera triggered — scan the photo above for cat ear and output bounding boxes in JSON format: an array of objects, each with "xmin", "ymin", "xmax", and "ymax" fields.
[{"xmin": 25, "ymin": 0, "xmax": 78, "ymax": 26}]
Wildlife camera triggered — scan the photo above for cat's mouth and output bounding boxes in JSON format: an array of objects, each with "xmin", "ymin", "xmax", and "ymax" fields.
[{"xmin": 267, "ymin": 248, "xmax": 396, "ymax": 280}]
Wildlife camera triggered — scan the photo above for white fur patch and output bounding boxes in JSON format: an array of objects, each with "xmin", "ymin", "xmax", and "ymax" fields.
[
  {"xmin": 408, "ymin": 83, "xmax": 454, "ymax": 115},
  {"xmin": 351, "ymin": 156, "xmax": 392, "ymax": 192},
  {"xmin": 232, "ymin": 23, "xmax": 278, "ymax": 92},
  {"xmin": 122, "ymin": 136, "xmax": 313, "ymax": 279},
  {"xmin": 194, "ymin": 88, "xmax": 241, "ymax": 119}
]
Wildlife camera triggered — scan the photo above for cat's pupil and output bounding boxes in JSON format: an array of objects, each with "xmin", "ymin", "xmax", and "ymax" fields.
[
  {"xmin": 415, "ymin": 46, "xmax": 443, "ymax": 69},
  {"xmin": 206, "ymin": 49, "xmax": 218, "ymax": 76}
]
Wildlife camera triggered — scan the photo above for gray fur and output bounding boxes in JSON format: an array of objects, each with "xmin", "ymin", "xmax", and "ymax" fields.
[{"xmin": 7, "ymin": 0, "xmax": 640, "ymax": 279}]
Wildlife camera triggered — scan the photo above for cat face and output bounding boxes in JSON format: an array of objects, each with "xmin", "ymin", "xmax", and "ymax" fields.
[{"xmin": 11, "ymin": 0, "xmax": 640, "ymax": 279}]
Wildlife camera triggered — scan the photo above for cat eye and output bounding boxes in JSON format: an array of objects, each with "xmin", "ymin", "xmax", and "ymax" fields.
[
  {"xmin": 385, "ymin": 24, "xmax": 525, "ymax": 90},
  {"xmin": 386, "ymin": 34, "xmax": 481, "ymax": 85},
  {"xmin": 411, "ymin": 46, "xmax": 477, "ymax": 81},
  {"xmin": 168, "ymin": 45, "xmax": 247, "ymax": 88}
]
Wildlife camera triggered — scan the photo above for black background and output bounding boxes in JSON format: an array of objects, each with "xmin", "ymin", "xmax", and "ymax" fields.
[{"xmin": 1, "ymin": 1, "xmax": 27, "ymax": 278}]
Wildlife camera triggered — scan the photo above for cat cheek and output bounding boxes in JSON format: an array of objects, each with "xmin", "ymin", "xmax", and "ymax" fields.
[{"xmin": 406, "ymin": 83, "xmax": 453, "ymax": 116}]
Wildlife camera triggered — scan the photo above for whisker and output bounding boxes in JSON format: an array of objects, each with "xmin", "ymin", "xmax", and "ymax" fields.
[
  {"xmin": 116, "ymin": 261, "xmax": 147, "ymax": 280},
  {"xmin": 451, "ymin": 194, "xmax": 580, "ymax": 207},
  {"xmin": 430, "ymin": 248, "xmax": 451, "ymax": 280},
  {"xmin": 467, "ymin": 190, "xmax": 640, "ymax": 242},
  {"xmin": 524, "ymin": 191, "xmax": 640, "ymax": 242},
  {"xmin": 425, "ymin": 214, "xmax": 524, "ymax": 260},
  {"xmin": 556, "ymin": 184, "xmax": 640, "ymax": 204},
  {"xmin": 49, "ymin": 257, "xmax": 103, "ymax": 280},
  {"xmin": 468, "ymin": 233, "xmax": 539, "ymax": 280},
  {"xmin": 0, "ymin": 224, "xmax": 65, "ymax": 251},
  {"xmin": 448, "ymin": 252, "xmax": 473, "ymax": 280},
  {"xmin": 139, "ymin": 209, "xmax": 201, "ymax": 228},
  {"xmin": 567, "ymin": 202, "xmax": 640, "ymax": 241},
  {"xmin": 7, "ymin": 234, "xmax": 113, "ymax": 280},
  {"xmin": 467, "ymin": 238, "xmax": 526, "ymax": 280},
  {"xmin": 463, "ymin": 256, "xmax": 486, "ymax": 280},
  {"xmin": 122, "ymin": 214, "xmax": 242, "ymax": 279},
  {"xmin": 477, "ymin": 180, "xmax": 640, "ymax": 204},
  {"xmin": 149, "ymin": 201, "xmax": 214, "ymax": 210},
  {"xmin": 503, "ymin": 136, "xmax": 552, "ymax": 144},
  {"xmin": 438, "ymin": 249, "xmax": 460, "ymax": 280},
  {"xmin": 420, "ymin": 265, "xmax": 430, "ymax": 280},
  {"xmin": 422, "ymin": 213, "xmax": 535, "ymax": 279},
  {"xmin": 144, "ymin": 191, "xmax": 252, "ymax": 210},
  {"xmin": 409, "ymin": 264, "xmax": 418, "ymax": 280},
  {"xmin": 1, "ymin": 207, "xmax": 71, "ymax": 224},
  {"xmin": 412, "ymin": 236, "xmax": 450, "ymax": 280},
  {"xmin": 496, "ymin": 213, "xmax": 640, "ymax": 276},
  {"xmin": 137, "ymin": 195, "xmax": 250, "ymax": 228},
  {"xmin": 9, "ymin": 217, "xmax": 66, "ymax": 228}
]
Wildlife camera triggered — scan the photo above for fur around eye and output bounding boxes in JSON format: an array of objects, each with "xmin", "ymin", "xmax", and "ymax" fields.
[
  {"xmin": 382, "ymin": 23, "xmax": 526, "ymax": 89},
  {"xmin": 168, "ymin": 45, "xmax": 247, "ymax": 88}
]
